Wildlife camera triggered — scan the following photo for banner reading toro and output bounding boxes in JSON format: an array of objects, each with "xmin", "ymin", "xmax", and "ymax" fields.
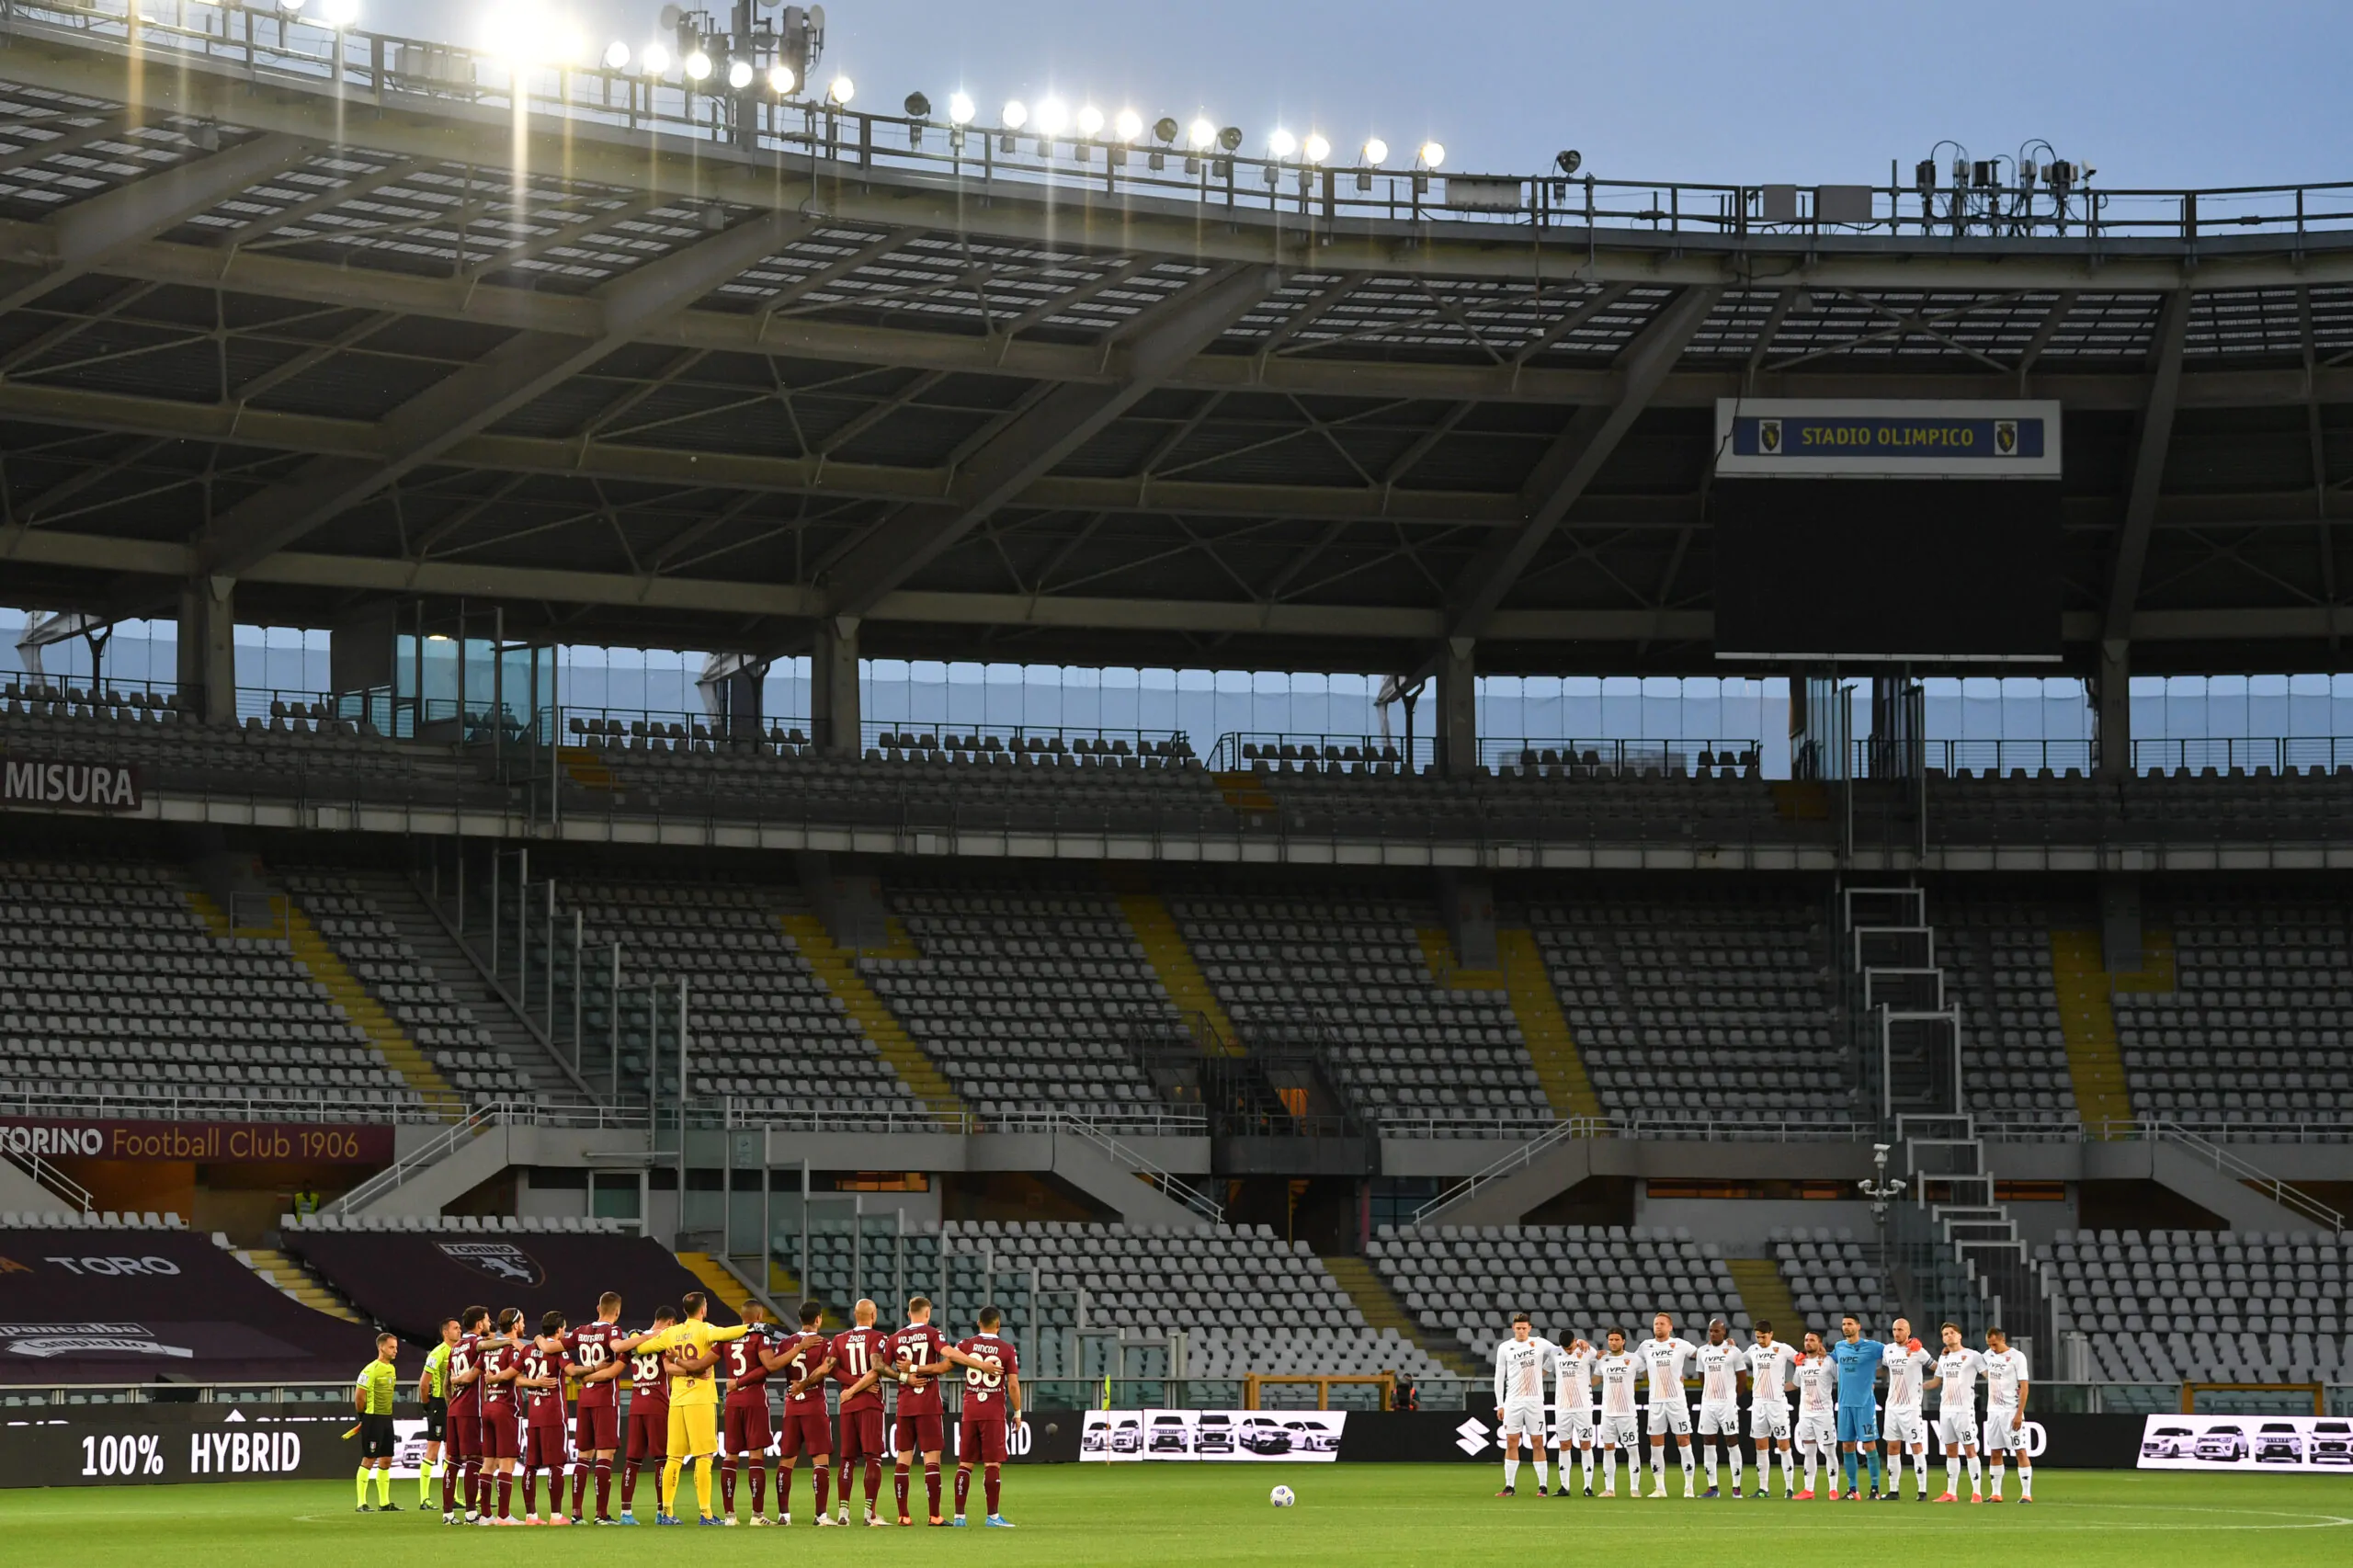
[{"xmin": 0, "ymin": 1119, "xmax": 392, "ymax": 1165}]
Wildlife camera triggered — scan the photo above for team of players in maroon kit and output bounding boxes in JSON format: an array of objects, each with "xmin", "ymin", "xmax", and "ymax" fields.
[{"xmin": 428, "ymin": 1290, "xmax": 1023, "ymax": 1528}]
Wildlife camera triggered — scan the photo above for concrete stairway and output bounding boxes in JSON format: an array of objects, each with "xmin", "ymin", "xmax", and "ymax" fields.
[
  {"xmin": 280, "ymin": 899, "xmax": 464, "ymax": 1120},
  {"xmin": 1724, "ymin": 1257, "xmax": 1802, "ymax": 1335},
  {"xmin": 345, "ymin": 869, "xmax": 582, "ymax": 1104},
  {"xmin": 676, "ymin": 1251, "xmax": 757, "ymax": 1319},
  {"xmin": 1209, "ymin": 771, "xmax": 1276, "ymax": 819},
  {"xmin": 239, "ymin": 1246, "xmax": 364, "ymax": 1324},
  {"xmin": 1495, "ymin": 928, "xmax": 1605, "ymax": 1119},
  {"xmin": 1111, "ymin": 884, "xmax": 1239, "ymax": 1049},
  {"xmin": 776, "ymin": 912, "xmax": 962, "ymax": 1114},
  {"xmin": 1323, "ymin": 1255, "xmax": 1483, "ymax": 1378},
  {"xmin": 2050, "ymin": 928, "xmax": 2137, "ymax": 1134}
]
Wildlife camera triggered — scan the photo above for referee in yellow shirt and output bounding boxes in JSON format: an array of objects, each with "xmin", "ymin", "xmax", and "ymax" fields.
[
  {"xmin": 637, "ymin": 1291, "xmax": 749, "ymax": 1525},
  {"xmin": 354, "ymin": 1333, "xmax": 401, "ymax": 1513}
]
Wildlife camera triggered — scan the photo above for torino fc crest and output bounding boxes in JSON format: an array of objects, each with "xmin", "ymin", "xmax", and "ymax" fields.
[{"xmin": 437, "ymin": 1242, "xmax": 544, "ymax": 1287}]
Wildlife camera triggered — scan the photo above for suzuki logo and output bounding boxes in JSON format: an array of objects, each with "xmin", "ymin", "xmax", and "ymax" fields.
[{"xmin": 1455, "ymin": 1416, "xmax": 1490, "ymax": 1456}]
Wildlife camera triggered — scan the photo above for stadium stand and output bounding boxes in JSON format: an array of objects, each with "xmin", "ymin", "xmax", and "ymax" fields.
[
  {"xmin": 1368, "ymin": 1224, "xmax": 1756, "ymax": 1356},
  {"xmin": 286, "ymin": 1222, "xmax": 732, "ymax": 1346},
  {"xmin": 1938, "ymin": 903, "xmax": 2082, "ymax": 1128},
  {"xmin": 1526, "ymin": 894, "xmax": 1844, "ymax": 1127},
  {"xmin": 2041, "ymin": 1228, "xmax": 2348, "ymax": 1384},
  {"xmin": 0, "ymin": 1224, "xmax": 377, "ymax": 1382},
  {"xmin": 1166, "ymin": 889, "xmax": 1548, "ymax": 1129},
  {"xmin": 0, "ymin": 857, "xmax": 421, "ymax": 1113},
  {"xmin": 861, "ymin": 876, "xmax": 1178, "ymax": 1121},
  {"xmin": 1771, "ymin": 1228, "xmax": 1901, "ymax": 1334},
  {"xmin": 565, "ymin": 878, "xmax": 930, "ymax": 1120}
]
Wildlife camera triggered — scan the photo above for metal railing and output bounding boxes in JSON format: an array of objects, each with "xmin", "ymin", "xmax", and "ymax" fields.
[
  {"xmin": 328, "ymin": 1102, "xmax": 500, "ymax": 1215},
  {"xmin": 2147, "ymin": 1121, "xmax": 2347, "ymax": 1231},
  {"xmin": 0, "ymin": 1145, "xmax": 96, "ymax": 1212},
  {"xmin": 11, "ymin": 4, "xmax": 2353, "ymax": 247},
  {"xmin": 1411, "ymin": 1117, "xmax": 1609, "ymax": 1221}
]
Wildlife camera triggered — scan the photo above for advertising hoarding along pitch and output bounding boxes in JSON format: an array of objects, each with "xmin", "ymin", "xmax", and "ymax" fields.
[
  {"xmin": 1079, "ymin": 1408, "xmax": 1345, "ymax": 1461},
  {"xmin": 2138, "ymin": 1413, "xmax": 2353, "ymax": 1471},
  {"xmin": 1714, "ymin": 399, "xmax": 2062, "ymax": 479}
]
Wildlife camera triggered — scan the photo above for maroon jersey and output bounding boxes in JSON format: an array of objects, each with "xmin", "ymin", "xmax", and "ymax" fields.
[
  {"xmin": 566, "ymin": 1323, "xmax": 627, "ymax": 1409},
  {"xmin": 831, "ymin": 1326, "xmax": 891, "ymax": 1414},
  {"xmin": 779, "ymin": 1332, "xmax": 832, "ymax": 1414},
  {"xmin": 448, "ymin": 1334, "xmax": 483, "ymax": 1415},
  {"xmin": 481, "ymin": 1341, "xmax": 519, "ymax": 1415},
  {"xmin": 521, "ymin": 1343, "xmax": 569, "ymax": 1429},
  {"xmin": 955, "ymin": 1333, "xmax": 1019, "ymax": 1424},
  {"xmin": 626, "ymin": 1331, "xmax": 670, "ymax": 1415},
  {"xmin": 720, "ymin": 1330, "xmax": 774, "ymax": 1395},
  {"xmin": 886, "ymin": 1324, "xmax": 950, "ymax": 1416}
]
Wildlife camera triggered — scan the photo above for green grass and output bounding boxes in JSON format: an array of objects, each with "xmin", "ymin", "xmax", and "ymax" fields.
[{"xmin": 3, "ymin": 1467, "xmax": 2351, "ymax": 1564}]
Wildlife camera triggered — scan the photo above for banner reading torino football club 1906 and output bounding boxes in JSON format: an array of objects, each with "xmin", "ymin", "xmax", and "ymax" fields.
[{"xmin": 0, "ymin": 1119, "xmax": 392, "ymax": 1165}]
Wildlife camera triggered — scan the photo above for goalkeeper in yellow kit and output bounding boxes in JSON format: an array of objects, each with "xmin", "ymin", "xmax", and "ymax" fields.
[{"xmin": 636, "ymin": 1290, "xmax": 749, "ymax": 1525}]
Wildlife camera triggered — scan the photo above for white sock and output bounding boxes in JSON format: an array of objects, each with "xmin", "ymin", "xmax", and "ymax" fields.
[
  {"xmin": 2019, "ymin": 1463, "xmax": 2032, "ymax": 1500},
  {"xmin": 1598, "ymin": 1449, "xmax": 1615, "ymax": 1492},
  {"xmin": 1780, "ymin": 1448, "xmax": 1797, "ymax": 1494},
  {"xmin": 1968, "ymin": 1454, "xmax": 1983, "ymax": 1493},
  {"xmin": 1504, "ymin": 1455, "xmax": 1519, "ymax": 1490},
  {"xmin": 1991, "ymin": 1461, "xmax": 2006, "ymax": 1498},
  {"xmin": 1652, "ymin": 1449, "xmax": 1665, "ymax": 1487},
  {"xmin": 1946, "ymin": 1456, "xmax": 1961, "ymax": 1494},
  {"xmin": 1728, "ymin": 1446, "xmax": 1743, "ymax": 1491},
  {"xmin": 1802, "ymin": 1449, "xmax": 1817, "ymax": 1492},
  {"xmin": 1886, "ymin": 1452, "xmax": 1901, "ymax": 1494},
  {"xmin": 1680, "ymin": 1445, "xmax": 1694, "ymax": 1476},
  {"xmin": 1532, "ymin": 1453, "xmax": 1548, "ymax": 1491},
  {"xmin": 1583, "ymin": 1447, "xmax": 1596, "ymax": 1487},
  {"xmin": 1703, "ymin": 1444, "xmax": 1717, "ymax": 1488}
]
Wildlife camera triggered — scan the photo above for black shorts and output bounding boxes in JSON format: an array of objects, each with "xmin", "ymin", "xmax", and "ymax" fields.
[
  {"xmin": 423, "ymin": 1398, "xmax": 448, "ymax": 1443},
  {"xmin": 359, "ymin": 1414, "xmax": 399, "ymax": 1460}
]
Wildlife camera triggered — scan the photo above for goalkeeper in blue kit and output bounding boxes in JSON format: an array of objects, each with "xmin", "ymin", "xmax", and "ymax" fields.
[{"xmin": 1828, "ymin": 1315, "xmax": 1883, "ymax": 1499}]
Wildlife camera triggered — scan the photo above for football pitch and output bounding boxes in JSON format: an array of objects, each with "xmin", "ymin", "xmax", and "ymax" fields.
[{"xmin": 4, "ymin": 1468, "xmax": 2352, "ymax": 1565}]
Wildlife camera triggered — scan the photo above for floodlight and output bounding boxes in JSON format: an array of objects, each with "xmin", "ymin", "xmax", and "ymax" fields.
[
  {"xmin": 641, "ymin": 41, "xmax": 671, "ymax": 74},
  {"xmin": 1154, "ymin": 117, "xmax": 1179, "ymax": 145},
  {"xmin": 1217, "ymin": 125, "xmax": 1243, "ymax": 152},
  {"xmin": 1035, "ymin": 97, "xmax": 1069, "ymax": 135},
  {"xmin": 949, "ymin": 92, "xmax": 976, "ymax": 125},
  {"xmin": 827, "ymin": 74, "xmax": 854, "ymax": 105},
  {"xmin": 1076, "ymin": 105, "xmax": 1105, "ymax": 136},
  {"xmin": 320, "ymin": 0, "xmax": 358, "ymax": 25},
  {"xmin": 1417, "ymin": 140, "xmax": 1445, "ymax": 168},
  {"xmin": 1267, "ymin": 128, "xmax": 1296, "ymax": 158},
  {"xmin": 1361, "ymin": 138, "xmax": 1388, "ymax": 165},
  {"xmin": 1003, "ymin": 99, "xmax": 1029, "ymax": 130},
  {"xmin": 658, "ymin": 3, "xmax": 681, "ymax": 25},
  {"xmin": 728, "ymin": 58, "xmax": 754, "ymax": 90},
  {"xmin": 1554, "ymin": 149, "xmax": 1581, "ymax": 176},
  {"xmin": 905, "ymin": 91, "xmax": 932, "ymax": 119},
  {"xmin": 278, "ymin": 0, "xmax": 305, "ymax": 11},
  {"xmin": 1187, "ymin": 118, "xmax": 1216, "ymax": 151},
  {"xmin": 603, "ymin": 40, "xmax": 631, "ymax": 69},
  {"xmin": 1302, "ymin": 132, "xmax": 1330, "ymax": 165},
  {"xmin": 1115, "ymin": 108, "xmax": 1143, "ymax": 142},
  {"xmin": 767, "ymin": 62, "xmax": 794, "ymax": 94},
  {"xmin": 683, "ymin": 49, "xmax": 712, "ymax": 81}
]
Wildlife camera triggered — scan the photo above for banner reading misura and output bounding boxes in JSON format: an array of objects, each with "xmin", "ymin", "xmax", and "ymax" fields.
[{"xmin": 1714, "ymin": 399, "xmax": 2062, "ymax": 479}]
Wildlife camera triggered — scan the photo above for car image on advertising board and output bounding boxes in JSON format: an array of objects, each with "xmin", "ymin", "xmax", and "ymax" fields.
[
  {"xmin": 2140, "ymin": 1415, "xmax": 2347, "ymax": 1472},
  {"xmin": 1079, "ymin": 1409, "xmax": 1344, "ymax": 1463}
]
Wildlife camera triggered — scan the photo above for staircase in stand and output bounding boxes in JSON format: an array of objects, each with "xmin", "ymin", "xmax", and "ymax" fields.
[
  {"xmin": 239, "ymin": 1246, "xmax": 364, "ymax": 1324},
  {"xmin": 281, "ymin": 899, "xmax": 464, "ymax": 1120},
  {"xmin": 1210, "ymin": 771, "xmax": 1276, "ymax": 819},
  {"xmin": 1495, "ymin": 929, "xmax": 1605, "ymax": 1119},
  {"xmin": 2049, "ymin": 928, "xmax": 2138, "ymax": 1135},
  {"xmin": 1321, "ymin": 1256, "xmax": 1483, "ymax": 1378},
  {"xmin": 1895, "ymin": 1114, "xmax": 2053, "ymax": 1350},
  {"xmin": 1723, "ymin": 1257, "xmax": 1802, "ymax": 1335},
  {"xmin": 1111, "ymin": 882, "xmax": 1240, "ymax": 1051},
  {"xmin": 777, "ymin": 912, "xmax": 962, "ymax": 1114},
  {"xmin": 675, "ymin": 1250, "xmax": 757, "ymax": 1319}
]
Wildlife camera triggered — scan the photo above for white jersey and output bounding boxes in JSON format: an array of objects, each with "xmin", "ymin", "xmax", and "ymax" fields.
[
  {"xmin": 1745, "ymin": 1341, "xmax": 1797, "ymax": 1404},
  {"xmin": 1695, "ymin": 1342, "xmax": 1742, "ymax": 1404},
  {"xmin": 1596, "ymin": 1352, "xmax": 1640, "ymax": 1420},
  {"xmin": 1494, "ymin": 1335, "xmax": 1560, "ymax": 1406},
  {"xmin": 1881, "ymin": 1341, "xmax": 1934, "ymax": 1412},
  {"xmin": 1637, "ymin": 1335, "xmax": 1699, "ymax": 1405},
  {"xmin": 1793, "ymin": 1354, "xmax": 1836, "ymax": 1417},
  {"xmin": 1554, "ymin": 1345, "xmax": 1597, "ymax": 1415},
  {"xmin": 1935, "ymin": 1346, "xmax": 1985, "ymax": 1414},
  {"xmin": 1984, "ymin": 1347, "xmax": 2029, "ymax": 1406}
]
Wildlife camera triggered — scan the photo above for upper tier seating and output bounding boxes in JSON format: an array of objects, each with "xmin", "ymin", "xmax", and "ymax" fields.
[
  {"xmin": 2042, "ymin": 1227, "xmax": 2347, "ymax": 1383},
  {"xmin": 280, "ymin": 871, "xmax": 533, "ymax": 1101},
  {"xmin": 1527, "ymin": 897, "xmax": 1845, "ymax": 1126},
  {"xmin": 863, "ymin": 878, "xmax": 1178, "ymax": 1122},
  {"xmin": 2112, "ymin": 903, "xmax": 2353, "ymax": 1127},
  {"xmin": 1938, "ymin": 904, "xmax": 2079, "ymax": 1127},
  {"xmin": 1168, "ymin": 892, "xmax": 1547, "ymax": 1130},
  {"xmin": 0, "ymin": 858, "xmax": 419, "ymax": 1114},
  {"xmin": 564, "ymin": 879, "xmax": 927, "ymax": 1120},
  {"xmin": 1370, "ymin": 1223, "xmax": 1758, "ymax": 1355}
]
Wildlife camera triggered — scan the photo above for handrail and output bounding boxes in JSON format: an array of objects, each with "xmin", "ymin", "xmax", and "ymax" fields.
[
  {"xmin": 9, "ymin": 5, "xmax": 2353, "ymax": 246},
  {"xmin": 329, "ymin": 1101, "xmax": 502, "ymax": 1215},
  {"xmin": 1411, "ymin": 1117, "xmax": 1610, "ymax": 1223},
  {"xmin": 1056, "ymin": 1118, "xmax": 1224, "ymax": 1223},
  {"xmin": 2151, "ymin": 1120, "xmax": 2347, "ymax": 1233},
  {"xmin": 0, "ymin": 1146, "xmax": 96, "ymax": 1213}
]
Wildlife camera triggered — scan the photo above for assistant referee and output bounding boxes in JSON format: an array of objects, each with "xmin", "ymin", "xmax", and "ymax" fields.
[{"xmin": 355, "ymin": 1333, "xmax": 401, "ymax": 1514}]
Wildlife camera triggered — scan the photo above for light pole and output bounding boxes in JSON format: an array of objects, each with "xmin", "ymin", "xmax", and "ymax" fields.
[{"xmin": 1859, "ymin": 1142, "xmax": 1907, "ymax": 1320}]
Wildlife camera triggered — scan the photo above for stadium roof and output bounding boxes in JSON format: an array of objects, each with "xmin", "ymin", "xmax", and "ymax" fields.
[{"xmin": 0, "ymin": 6, "xmax": 2349, "ymax": 679}]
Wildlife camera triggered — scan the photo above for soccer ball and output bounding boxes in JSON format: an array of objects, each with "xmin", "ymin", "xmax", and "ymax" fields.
[{"xmin": 1269, "ymin": 1484, "xmax": 1296, "ymax": 1508}]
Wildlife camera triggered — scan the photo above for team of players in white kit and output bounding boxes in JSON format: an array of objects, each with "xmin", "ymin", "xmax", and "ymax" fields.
[{"xmin": 1492, "ymin": 1311, "xmax": 2032, "ymax": 1504}]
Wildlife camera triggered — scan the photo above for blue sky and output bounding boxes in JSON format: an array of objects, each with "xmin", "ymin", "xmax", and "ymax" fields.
[{"xmin": 392, "ymin": 0, "xmax": 2353, "ymax": 187}]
